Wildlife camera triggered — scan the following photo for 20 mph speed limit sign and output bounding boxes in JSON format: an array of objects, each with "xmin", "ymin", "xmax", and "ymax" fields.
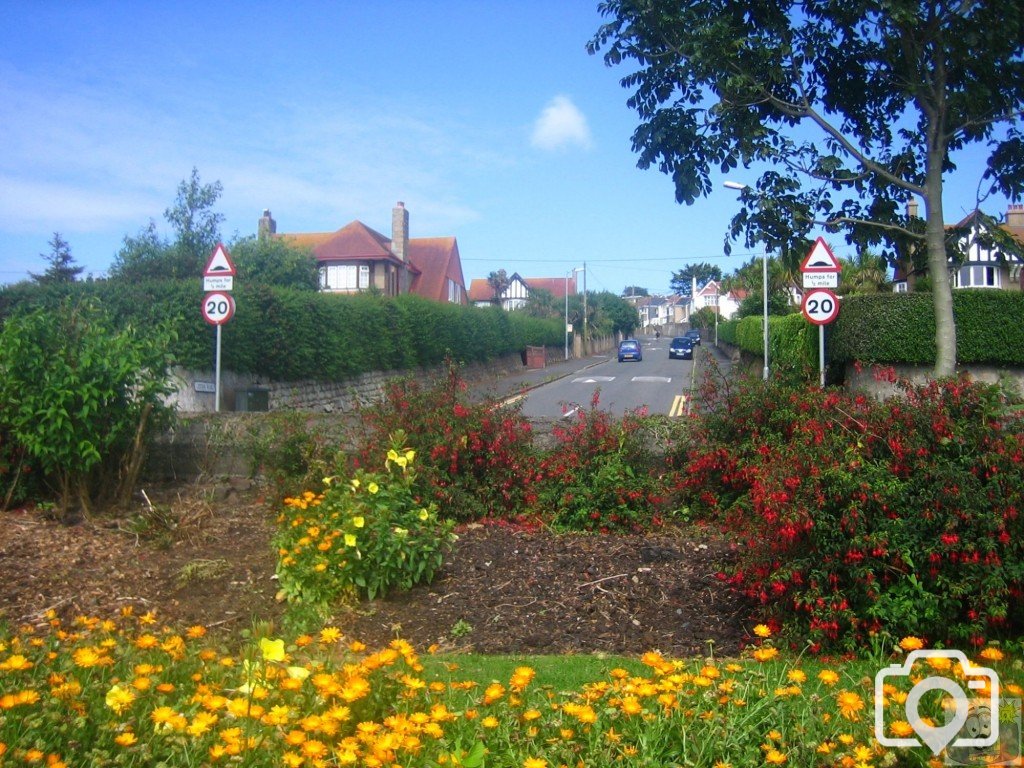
[
  {"xmin": 202, "ymin": 292, "xmax": 235, "ymax": 326},
  {"xmin": 801, "ymin": 288, "xmax": 840, "ymax": 325}
]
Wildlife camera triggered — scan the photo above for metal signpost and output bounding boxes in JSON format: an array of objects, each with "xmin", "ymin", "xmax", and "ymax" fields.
[
  {"xmin": 800, "ymin": 238, "xmax": 842, "ymax": 388},
  {"xmin": 201, "ymin": 244, "xmax": 237, "ymax": 412}
]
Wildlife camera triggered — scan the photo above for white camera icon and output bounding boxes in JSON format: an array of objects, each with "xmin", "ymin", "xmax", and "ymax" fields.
[{"xmin": 875, "ymin": 649, "xmax": 999, "ymax": 755}]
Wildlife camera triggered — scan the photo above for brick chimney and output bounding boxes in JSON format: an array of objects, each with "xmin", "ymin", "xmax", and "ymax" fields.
[
  {"xmin": 392, "ymin": 202, "xmax": 410, "ymax": 293},
  {"xmin": 1007, "ymin": 203, "xmax": 1024, "ymax": 228},
  {"xmin": 258, "ymin": 208, "xmax": 277, "ymax": 239}
]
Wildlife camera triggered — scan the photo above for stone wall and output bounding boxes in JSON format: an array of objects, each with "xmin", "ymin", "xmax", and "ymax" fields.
[{"xmin": 166, "ymin": 349, "xmax": 560, "ymax": 414}]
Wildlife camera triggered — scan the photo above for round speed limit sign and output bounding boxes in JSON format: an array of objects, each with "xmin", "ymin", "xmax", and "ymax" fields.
[
  {"xmin": 801, "ymin": 288, "xmax": 840, "ymax": 325},
  {"xmin": 201, "ymin": 292, "xmax": 235, "ymax": 326}
]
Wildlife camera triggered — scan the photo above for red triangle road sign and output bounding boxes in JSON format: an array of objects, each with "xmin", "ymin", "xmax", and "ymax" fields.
[
  {"xmin": 800, "ymin": 237, "xmax": 842, "ymax": 273},
  {"xmin": 204, "ymin": 243, "xmax": 237, "ymax": 276}
]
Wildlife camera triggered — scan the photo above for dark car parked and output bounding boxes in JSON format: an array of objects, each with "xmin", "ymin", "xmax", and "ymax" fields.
[
  {"xmin": 684, "ymin": 329, "xmax": 702, "ymax": 346},
  {"xmin": 668, "ymin": 337, "xmax": 694, "ymax": 360},
  {"xmin": 617, "ymin": 339, "xmax": 642, "ymax": 362}
]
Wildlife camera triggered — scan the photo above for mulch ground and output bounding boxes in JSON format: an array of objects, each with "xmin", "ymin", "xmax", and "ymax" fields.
[{"xmin": 0, "ymin": 486, "xmax": 753, "ymax": 657}]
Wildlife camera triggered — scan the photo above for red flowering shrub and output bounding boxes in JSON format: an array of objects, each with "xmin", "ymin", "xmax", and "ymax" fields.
[
  {"xmin": 355, "ymin": 361, "xmax": 537, "ymax": 520},
  {"xmin": 535, "ymin": 391, "xmax": 669, "ymax": 532},
  {"xmin": 676, "ymin": 370, "xmax": 1024, "ymax": 650}
]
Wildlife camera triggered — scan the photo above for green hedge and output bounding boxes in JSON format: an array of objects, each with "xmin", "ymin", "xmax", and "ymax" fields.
[
  {"xmin": 0, "ymin": 281, "xmax": 563, "ymax": 381},
  {"xmin": 730, "ymin": 313, "xmax": 816, "ymax": 373},
  {"xmin": 830, "ymin": 291, "xmax": 1024, "ymax": 365}
]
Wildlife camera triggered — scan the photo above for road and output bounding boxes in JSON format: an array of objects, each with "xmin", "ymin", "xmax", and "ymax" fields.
[{"xmin": 514, "ymin": 335, "xmax": 699, "ymax": 419}]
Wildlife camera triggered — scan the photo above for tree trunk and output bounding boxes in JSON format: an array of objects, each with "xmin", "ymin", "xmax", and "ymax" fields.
[{"xmin": 925, "ymin": 156, "xmax": 956, "ymax": 378}]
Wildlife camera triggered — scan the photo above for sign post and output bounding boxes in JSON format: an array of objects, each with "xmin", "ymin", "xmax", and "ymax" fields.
[
  {"xmin": 800, "ymin": 238, "xmax": 842, "ymax": 388},
  {"xmin": 202, "ymin": 245, "xmax": 237, "ymax": 412}
]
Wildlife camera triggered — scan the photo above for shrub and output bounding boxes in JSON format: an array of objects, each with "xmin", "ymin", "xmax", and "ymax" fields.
[
  {"xmin": 677, "ymin": 372, "xmax": 1024, "ymax": 650},
  {"xmin": 536, "ymin": 392, "xmax": 669, "ymax": 532},
  {"xmin": 831, "ymin": 290, "xmax": 1024, "ymax": 365},
  {"xmin": 274, "ymin": 435, "xmax": 456, "ymax": 621},
  {"xmin": 354, "ymin": 361, "xmax": 537, "ymax": 520},
  {"xmin": 0, "ymin": 299, "xmax": 175, "ymax": 517}
]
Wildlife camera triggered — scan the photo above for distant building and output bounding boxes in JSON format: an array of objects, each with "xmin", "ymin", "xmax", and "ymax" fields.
[
  {"xmin": 270, "ymin": 202, "xmax": 467, "ymax": 304},
  {"xmin": 468, "ymin": 273, "xmax": 578, "ymax": 310}
]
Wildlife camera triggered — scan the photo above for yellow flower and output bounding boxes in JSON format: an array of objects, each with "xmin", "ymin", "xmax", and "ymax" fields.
[
  {"xmin": 260, "ymin": 637, "xmax": 286, "ymax": 663},
  {"xmin": 979, "ymin": 647, "xmax": 1004, "ymax": 662},
  {"xmin": 319, "ymin": 627, "xmax": 342, "ymax": 645},
  {"xmin": 899, "ymin": 636, "xmax": 925, "ymax": 652},
  {"xmin": 818, "ymin": 669, "xmax": 839, "ymax": 686},
  {"xmin": 344, "ymin": 533, "xmax": 358, "ymax": 547},
  {"xmin": 114, "ymin": 732, "xmax": 137, "ymax": 747},
  {"xmin": 0, "ymin": 654, "xmax": 32, "ymax": 671},
  {"xmin": 889, "ymin": 720, "xmax": 915, "ymax": 738},
  {"xmin": 837, "ymin": 691, "xmax": 866, "ymax": 721},
  {"xmin": 105, "ymin": 684, "xmax": 136, "ymax": 714},
  {"xmin": 753, "ymin": 624, "xmax": 772, "ymax": 638}
]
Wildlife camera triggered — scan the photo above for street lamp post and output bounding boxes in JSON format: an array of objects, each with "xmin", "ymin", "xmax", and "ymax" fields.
[{"xmin": 724, "ymin": 181, "xmax": 770, "ymax": 381}]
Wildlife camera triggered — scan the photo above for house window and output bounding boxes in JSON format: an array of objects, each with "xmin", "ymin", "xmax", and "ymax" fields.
[
  {"xmin": 320, "ymin": 264, "xmax": 370, "ymax": 291},
  {"xmin": 955, "ymin": 265, "xmax": 998, "ymax": 288}
]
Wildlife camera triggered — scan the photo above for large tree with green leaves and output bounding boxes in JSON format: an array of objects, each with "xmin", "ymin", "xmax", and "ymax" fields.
[
  {"xmin": 670, "ymin": 262, "xmax": 722, "ymax": 296},
  {"xmin": 110, "ymin": 167, "xmax": 225, "ymax": 281},
  {"xmin": 590, "ymin": 1, "xmax": 1024, "ymax": 376}
]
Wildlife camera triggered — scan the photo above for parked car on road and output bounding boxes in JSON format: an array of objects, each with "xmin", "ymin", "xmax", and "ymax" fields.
[
  {"xmin": 684, "ymin": 329, "xmax": 702, "ymax": 346},
  {"xmin": 617, "ymin": 339, "xmax": 642, "ymax": 362},
  {"xmin": 669, "ymin": 337, "xmax": 694, "ymax": 360}
]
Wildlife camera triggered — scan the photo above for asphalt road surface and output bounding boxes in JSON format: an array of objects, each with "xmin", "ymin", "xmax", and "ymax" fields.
[{"xmin": 514, "ymin": 336, "xmax": 698, "ymax": 420}]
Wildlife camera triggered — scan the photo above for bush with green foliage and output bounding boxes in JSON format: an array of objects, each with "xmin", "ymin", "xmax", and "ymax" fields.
[
  {"xmin": 0, "ymin": 300, "xmax": 175, "ymax": 516},
  {"xmin": 355, "ymin": 362, "xmax": 537, "ymax": 520},
  {"xmin": 0, "ymin": 282, "xmax": 564, "ymax": 382},
  {"xmin": 677, "ymin": 371, "xmax": 1024, "ymax": 650},
  {"xmin": 274, "ymin": 436, "xmax": 456, "ymax": 620},
  {"xmin": 831, "ymin": 291, "xmax": 1024, "ymax": 365},
  {"xmin": 535, "ymin": 392, "xmax": 669, "ymax": 532}
]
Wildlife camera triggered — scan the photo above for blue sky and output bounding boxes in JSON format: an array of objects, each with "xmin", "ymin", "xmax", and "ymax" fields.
[{"xmin": 0, "ymin": 1, "xmax": 1014, "ymax": 294}]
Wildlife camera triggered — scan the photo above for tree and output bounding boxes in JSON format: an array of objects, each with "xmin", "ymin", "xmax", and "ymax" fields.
[
  {"xmin": 109, "ymin": 168, "xmax": 224, "ymax": 282},
  {"xmin": 590, "ymin": 1, "xmax": 1024, "ymax": 376},
  {"xmin": 166, "ymin": 166, "xmax": 224, "ymax": 270},
  {"xmin": 670, "ymin": 262, "xmax": 722, "ymax": 296},
  {"xmin": 229, "ymin": 236, "xmax": 318, "ymax": 290},
  {"xmin": 30, "ymin": 233, "xmax": 83, "ymax": 284},
  {"xmin": 841, "ymin": 251, "xmax": 891, "ymax": 295},
  {"xmin": 486, "ymin": 269, "xmax": 510, "ymax": 303}
]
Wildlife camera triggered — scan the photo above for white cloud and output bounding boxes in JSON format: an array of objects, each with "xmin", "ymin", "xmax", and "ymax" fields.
[{"xmin": 530, "ymin": 95, "xmax": 593, "ymax": 152}]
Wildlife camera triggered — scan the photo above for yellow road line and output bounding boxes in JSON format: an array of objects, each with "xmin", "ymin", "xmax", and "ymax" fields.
[{"xmin": 669, "ymin": 394, "xmax": 687, "ymax": 418}]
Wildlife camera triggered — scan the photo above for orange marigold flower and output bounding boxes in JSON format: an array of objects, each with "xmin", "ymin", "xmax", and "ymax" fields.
[
  {"xmin": 899, "ymin": 636, "xmax": 925, "ymax": 652},
  {"xmin": 836, "ymin": 691, "xmax": 865, "ymax": 721},
  {"xmin": 978, "ymin": 647, "xmax": 1004, "ymax": 662}
]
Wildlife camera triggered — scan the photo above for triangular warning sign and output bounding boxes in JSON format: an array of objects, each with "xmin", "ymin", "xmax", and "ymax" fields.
[
  {"xmin": 204, "ymin": 244, "xmax": 236, "ymax": 276},
  {"xmin": 800, "ymin": 237, "xmax": 842, "ymax": 273}
]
